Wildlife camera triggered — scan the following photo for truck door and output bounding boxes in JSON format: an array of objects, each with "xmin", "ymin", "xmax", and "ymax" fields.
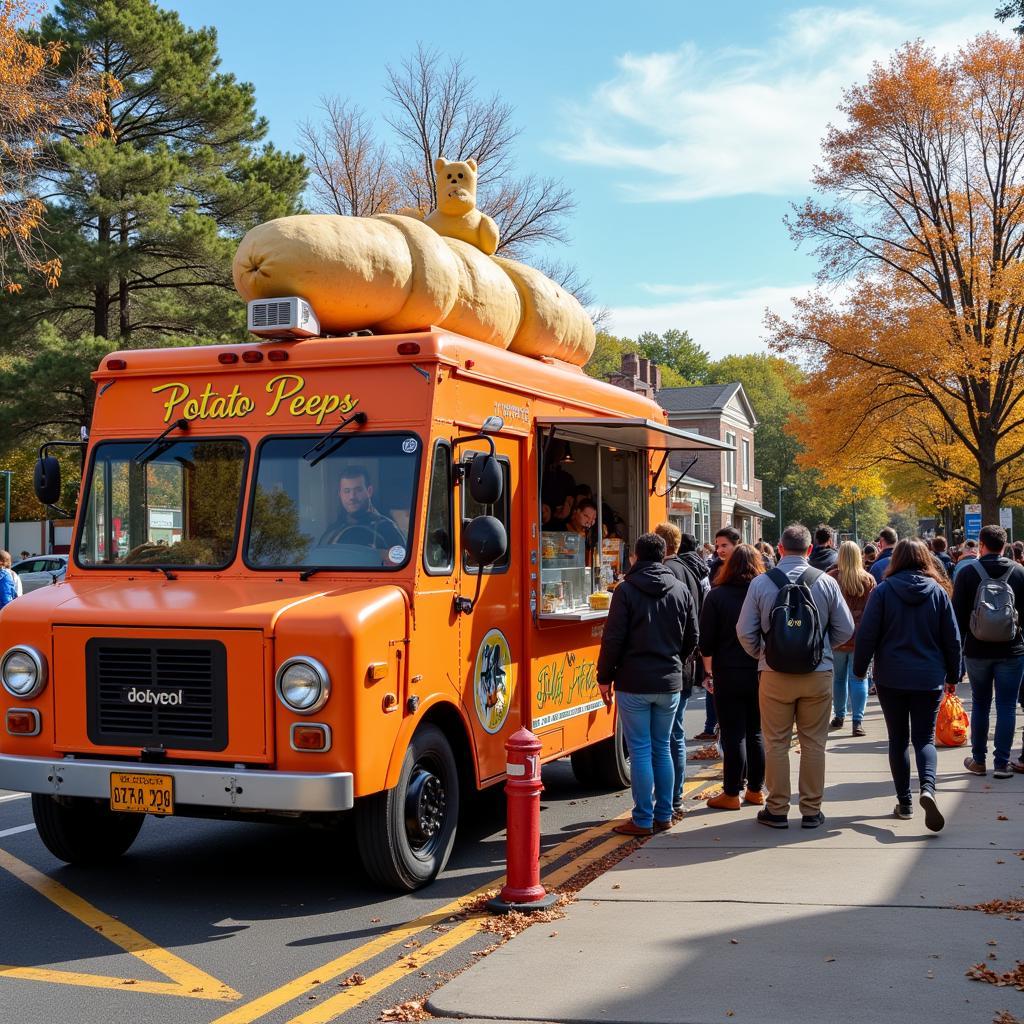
[{"xmin": 458, "ymin": 436, "xmax": 522, "ymax": 782}]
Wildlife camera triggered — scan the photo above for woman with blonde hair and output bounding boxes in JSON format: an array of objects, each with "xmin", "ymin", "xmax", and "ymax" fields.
[{"xmin": 827, "ymin": 541, "xmax": 876, "ymax": 736}]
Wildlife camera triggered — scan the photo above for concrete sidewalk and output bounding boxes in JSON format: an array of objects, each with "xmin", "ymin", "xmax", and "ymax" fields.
[{"xmin": 428, "ymin": 700, "xmax": 1024, "ymax": 1024}]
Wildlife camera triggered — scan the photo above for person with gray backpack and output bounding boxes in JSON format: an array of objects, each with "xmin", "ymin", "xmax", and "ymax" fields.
[
  {"xmin": 737, "ymin": 524, "xmax": 854, "ymax": 829},
  {"xmin": 952, "ymin": 523, "xmax": 1024, "ymax": 779}
]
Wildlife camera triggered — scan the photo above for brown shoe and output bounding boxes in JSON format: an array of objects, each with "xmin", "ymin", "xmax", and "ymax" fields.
[
  {"xmin": 612, "ymin": 820, "xmax": 653, "ymax": 836},
  {"xmin": 852, "ymin": 723, "xmax": 866, "ymax": 737},
  {"xmin": 743, "ymin": 789, "xmax": 765, "ymax": 805},
  {"xmin": 652, "ymin": 819, "xmax": 673, "ymax": 832},
  {"xmin": 706, "ymin": 792, "xmax": 742, "ymax": 810}
]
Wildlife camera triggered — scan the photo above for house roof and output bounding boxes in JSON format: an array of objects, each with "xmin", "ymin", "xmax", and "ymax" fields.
[{"xmin": 656, "ymin": 382, "xmax": 758, "ymax": 427}]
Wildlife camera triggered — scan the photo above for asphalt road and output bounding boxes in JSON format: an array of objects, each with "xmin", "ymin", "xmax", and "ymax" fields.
[{"xmin": 0, "ymin": 700, "xmax": 720, "ymax": 1024}]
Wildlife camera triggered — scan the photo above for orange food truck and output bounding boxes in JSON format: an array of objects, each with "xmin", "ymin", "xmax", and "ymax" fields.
[{"xmin": 0, "ymin": 304, "xmax": 726, "ymax": 890}]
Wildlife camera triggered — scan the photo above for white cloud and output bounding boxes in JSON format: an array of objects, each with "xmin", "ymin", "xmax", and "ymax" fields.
[
  {"xmin": 557, "ymin": 4, "xmax": 1004, "ymax": 201},
  {"xmin": 609, "ymin": 283, "xmax": 812, "ymax": 358}
]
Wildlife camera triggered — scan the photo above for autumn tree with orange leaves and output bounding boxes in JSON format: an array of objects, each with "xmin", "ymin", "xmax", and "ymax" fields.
[
  {"xmin": 0, "ymin": 0, "xmax": 104, "ymax": 291},
  {"xmin": 772, "ymin": 34, "xmax": 1024, "ymax": 523}
]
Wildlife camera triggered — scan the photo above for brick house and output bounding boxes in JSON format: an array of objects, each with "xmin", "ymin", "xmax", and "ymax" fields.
[{"xmin": 607, "ymin": 356, "xmax": 773, "ymax": 544}]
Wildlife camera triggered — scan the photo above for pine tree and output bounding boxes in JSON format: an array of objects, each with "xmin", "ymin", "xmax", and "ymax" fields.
[{"xmin": 2, "ymin": 0, "xmax": 305, "ymax": 346}]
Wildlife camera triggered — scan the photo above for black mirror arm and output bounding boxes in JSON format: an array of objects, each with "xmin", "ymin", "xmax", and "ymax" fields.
[
  {"xmin": 453, "ymin": 567, "xmax": 485, "ymax": 615},
  {"xmin": 451, "ymin": 433, "xmax": 496, "ymax": 481}
]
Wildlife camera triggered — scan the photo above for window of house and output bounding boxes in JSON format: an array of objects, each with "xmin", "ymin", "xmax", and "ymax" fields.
[
  {"xmin": 724, "ymin": 432, "xmax": 736, "ymax": 490},
  {"xmin": 742, "ymin": 438, "xmax": 750, "ymax": 489}
]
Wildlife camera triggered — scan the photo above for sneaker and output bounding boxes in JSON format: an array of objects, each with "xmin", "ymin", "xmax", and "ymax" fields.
[
  {"xmin": 756, "ymin": 808, "xmax": 789, "ymax": 829},
  {"xmin": 743, "ymin": 789, "xmax": 765, "ymax": 805},
  {"xmin": 693, "ymin": 731, "xmax": 716, "ymax": 741},
  {"xmin": 992, "ymin": 764, "xmax": 1013, "ymax": 779},
  {"xmin": 706, "ymin": 792, "xmax": 741, "ymax": 810},
  {"xmin": 963, "ymin": 757, "xmax": 987, "ymax": 776},
  {"xmin": 1011, "ymin": 758, "xmax": 1024, "ymax": 774},
  {"xmin": 920, "ymin": 790, "xmax": 944, "ymax": 832},
  {"xmin": 652, "ymin": 819, "xmax": 673, "ymax": 832},
  {"xmin": 829, "ymin": 717, "xmax": 845, "ymax": 730},
  {"xmin": 852, "ymin": 722, "xmax": 866, "ymax": 737},
  {"xmin": 894, "ymin": 802, "xmax": 914, "ymax": 820},
  {"xmin": 672, "ymin": 801, "xmax": 685, "ymax": 815},
  {"xmin": 801, "ymin": 811, "xmax": 826, "ymax": 829}
]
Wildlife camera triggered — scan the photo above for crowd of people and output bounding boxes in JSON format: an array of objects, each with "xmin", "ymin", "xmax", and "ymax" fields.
[{"xmin": 596, "ymin": 520, "xmax": 1024, "ymax": 836}]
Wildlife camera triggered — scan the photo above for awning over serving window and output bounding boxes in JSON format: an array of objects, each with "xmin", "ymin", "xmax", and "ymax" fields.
[
  {"xmin": 733, "ymin": 498, "xmax": 776, "ymax": 519},
  {"xmin": 537, "ymin": 417, "xmax": 733, "ymax": 452}
]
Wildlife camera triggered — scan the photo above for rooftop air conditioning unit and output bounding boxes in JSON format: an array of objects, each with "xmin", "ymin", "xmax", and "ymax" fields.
[{"xmin": 247, "ymin": 296, "xmax": 320, "ymax": 339}]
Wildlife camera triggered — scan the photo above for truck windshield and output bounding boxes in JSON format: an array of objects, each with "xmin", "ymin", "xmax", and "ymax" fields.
[
  {"xmin": 77, "ymin": 440, "xmax": 248, "ymax": 569},
  {"xmin": 246, "ymin": 433, "xmax": 421, "ymax": 571}
]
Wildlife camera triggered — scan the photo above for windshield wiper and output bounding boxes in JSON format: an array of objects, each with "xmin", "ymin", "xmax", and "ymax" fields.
[
  {"xmin": 135, "ymin": 418, "xmax": 189, "ymax": 466},
  {"xmin": 298, "ymin": 566, "xmax": 325, "ymax": 581},
  {"xmin": 302, "ymin": 411, "xmax": 367, "ymax": 468},
  {"xmin": 144, "ymin": 566, "xmax": 177, "ymax": 580}
]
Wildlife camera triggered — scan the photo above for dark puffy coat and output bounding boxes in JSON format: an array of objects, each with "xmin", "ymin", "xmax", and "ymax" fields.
[
  {"xmin": 951, "ymin": 554, "xmax": 1024, "ymax": 659},
  {"xmin": 853, "ymin": 570, "xmax": 961, "ymax": 690},
  {"xmin": 597, "ymin": 561, "xmax": 699, "ymax": 694},
  {"xmin": 808, "ymin": 545, "xmax": 839, "ymax": 572},
  {"xmin": 698, "ymin": 580, "xmax": 759, "ymax": 674}
]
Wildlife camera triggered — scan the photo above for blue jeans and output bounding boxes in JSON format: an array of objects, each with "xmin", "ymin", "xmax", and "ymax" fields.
[
  {"xmin": 832, "ymin": 650, "xmax": 868, "ymax": 723},
  {"xmin": 703, "ymin": 689, "xmax": 718, "ymax": 734},
  {"xmin": 670, "ymin": 692, "xmax": 690, "ymax": 809},
  {"xmin": 965, "ymin": 656, "xmax": 1024, "ymax": 768},
  {"xmin": 616, "ymin": 690, "xmax": 680, "ymax": 828}
]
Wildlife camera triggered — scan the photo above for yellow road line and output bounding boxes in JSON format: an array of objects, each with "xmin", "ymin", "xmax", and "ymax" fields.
[
  {"xmin": 0, "ymin": 965, "xmax": 220, "ymax": 997},
  {"xmin": 0, "ymin": 848, "xmax": 241, "ymax": 1001},
  {"xmin": 208, "ymin": 808, "xmax": 633, "ymax": 1024},
  {"xmin": 284, "ymin": 917, "xmax": 487, "ymax": 1024}
]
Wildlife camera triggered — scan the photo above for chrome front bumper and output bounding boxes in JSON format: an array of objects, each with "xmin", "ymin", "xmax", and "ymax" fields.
[{"xmin": 0, "ymin": 754, "xmax": 354, "ymax": 812}]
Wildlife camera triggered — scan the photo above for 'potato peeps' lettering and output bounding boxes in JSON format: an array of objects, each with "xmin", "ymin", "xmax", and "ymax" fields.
[{"xmin": 152, "ymin": 374, "xmax": 358, "ymax": 425}]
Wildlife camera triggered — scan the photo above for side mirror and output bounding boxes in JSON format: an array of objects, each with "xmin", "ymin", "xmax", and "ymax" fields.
[
  {"xmin": 468, "ymin": 454, "xmax": 503, "ymax": 506},
  {"xmin": 463, "ymin": 515, "xmax": 507, "ymax": 568},
  {"xmin": 34, "ymin": 457, "xmax": 61, "ymax": 506}
]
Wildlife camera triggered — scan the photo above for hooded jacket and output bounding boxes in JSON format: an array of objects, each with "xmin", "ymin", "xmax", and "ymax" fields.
[
  {"xmin": 808, "ymin": 545, "xmax": 839, "ymax": 572},
  {"xmin": 679, "ymin": 550, "xmax": 711, "ymax": 594},
  {"xmin": 597, "ymin": 560, "xmax": 699, "ymax": 694},
  {"xmin": 868, "ymin": 547, "xmax": 893, "ymax": 583},
  {"xmin": 951, "ymin": 553, "xmax": 1024, "ymax": 659},
  {"xmin": 853, "ymin": 570, "xmax": 961, "ymax": 689}
]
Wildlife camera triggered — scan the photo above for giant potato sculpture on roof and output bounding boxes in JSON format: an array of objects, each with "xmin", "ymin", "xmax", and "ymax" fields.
[{"xmin": 232, "ymin": 157, "xmax": 596, "ymax": 367}]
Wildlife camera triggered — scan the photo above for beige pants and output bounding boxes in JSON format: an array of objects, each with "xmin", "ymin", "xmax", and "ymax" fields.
[{"xmin": 759, "ymin": 670, "xmax": 833, "ymax": 817}]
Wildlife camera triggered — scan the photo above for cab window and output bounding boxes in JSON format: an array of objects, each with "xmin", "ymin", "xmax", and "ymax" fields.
[
  {"xmin": 423, "ymin": 441, "xmax": 454, "ymax": 574},
  {"xmin": 462, "ymin": 452, "xmax": 511, "ymax": 574}
]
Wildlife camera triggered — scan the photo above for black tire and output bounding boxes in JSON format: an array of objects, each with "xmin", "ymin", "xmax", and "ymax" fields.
[
  {"xmin": 569, "ymin": 746, "xmax": 598, "ymax": 786},
  {"xmin": 581, "ymin": 715, "xmax": 631, "ymax": 790},
  {"xmin": 355, "ymin": 724, "xmax": 460, "ymax": 891},
  {"xmin": 31, "ymin": 795, "xmax": 145, "ymax": 864}
]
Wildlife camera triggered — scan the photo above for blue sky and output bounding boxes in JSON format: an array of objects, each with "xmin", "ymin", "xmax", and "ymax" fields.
[{"xmin": 168, "ymin": 0, "xmax": 1007, "ymax": 357}]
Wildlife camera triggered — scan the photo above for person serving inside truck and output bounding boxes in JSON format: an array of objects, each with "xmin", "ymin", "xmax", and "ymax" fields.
[{"xmin": 319, "ymin": 465, "xmax": 404, "ymax": 550}]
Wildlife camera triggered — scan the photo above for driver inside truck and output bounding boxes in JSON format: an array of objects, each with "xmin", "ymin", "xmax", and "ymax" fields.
[{"xmin": 319, "ymin": 464, "xmax": 405, "ymax": 551}]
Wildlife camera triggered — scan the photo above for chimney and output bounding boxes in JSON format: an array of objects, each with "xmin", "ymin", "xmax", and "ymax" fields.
[
  {"xmin": 652, "ymin": 363, "xmax": 661, "ymax": 392},
  {"xmin": 621, "ymin": 352, "xmax": 639, "ymax": 378}
]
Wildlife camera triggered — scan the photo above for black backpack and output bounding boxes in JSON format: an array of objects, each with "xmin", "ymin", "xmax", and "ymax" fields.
[{"xmin": 764, "ymin": 567, "xmax": 824, "ymax": 674}]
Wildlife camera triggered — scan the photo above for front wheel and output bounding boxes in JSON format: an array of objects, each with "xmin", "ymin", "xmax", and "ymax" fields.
[
  {"xmin": 355, "ymin": 724, "xmax": 460, "ymax": 891},
  {"xmin": 32, "ymin": 795, "xmax": 145, "ymax": 864}
]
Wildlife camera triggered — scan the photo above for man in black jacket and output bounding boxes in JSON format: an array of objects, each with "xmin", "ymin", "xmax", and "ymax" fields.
[
  {"xmin": 808, "ymin": 524, "xmax": 839, "ymax": 572},
  {"xmin": 598, "ymin": 533, "xmax": 699, "ymax": 835},
  {"xmin": 951, "ymin": 524, "xmax": 1024, "ymax": 778}
]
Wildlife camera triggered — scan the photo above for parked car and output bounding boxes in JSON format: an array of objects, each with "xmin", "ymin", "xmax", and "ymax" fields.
[{"xmin": 12, "ymin": 555, "xmax": 68, "ymax": 593}]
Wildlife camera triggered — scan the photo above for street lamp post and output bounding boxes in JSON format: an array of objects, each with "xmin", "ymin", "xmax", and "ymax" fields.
[
  {"xmin": 0, "ymin": 470, "xmax": 10, "ymax": 552},
  {"xmin": 777, "ymin": 485, "xmax": 788, "ymax": 542},
  {"xmin": 851, "ymin": 485, "xmax": 859, "ymax": 545}
]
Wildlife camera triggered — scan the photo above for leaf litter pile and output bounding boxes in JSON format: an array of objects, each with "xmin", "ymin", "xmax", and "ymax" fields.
[
  {"xmin": 966, "ymin": 959, "xmax": 1024, "ymax": 991},
  {"xmin": 691, "ymin": 744, "xmax": 719, "ymax": 761}
]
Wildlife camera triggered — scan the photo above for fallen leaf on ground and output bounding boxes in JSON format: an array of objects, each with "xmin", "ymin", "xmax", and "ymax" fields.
[
  {"xmin": 992, "ymin": 1011, "xmax": 1022, "ymax": 1024},
  {"xmin": 730, "ymin": 938, "xmax": 740, "ymax": 944},
  {"xmin": 998, "ymin": 815, "xmax": 1009, "ymax": 821},
  {"xmin": 971, "ymin": 899, "xmax": 1024, "ymax": 919},
  {"xmin": 692, "ymin": 745, "xmax": 719, "ymax": 760},
  {"xmin": 370, "ymin": 917, "xmax": 382, "ymax": 923},
  {"xmin": 379, "ymin": 999, "xmax": 430, "ymax": 1022},
  {"xmin": 341, "ymin": 973, "xmax": 366, "ymax": 987},
  {"xmin": 966, "ymin": 960, "xmax": 1024, "ymax": 989},
  {"xmin": 825, "ymin": 956, "xmax": 836, "ymax": 963}
]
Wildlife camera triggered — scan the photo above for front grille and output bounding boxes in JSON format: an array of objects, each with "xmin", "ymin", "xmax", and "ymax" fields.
[{"xmin": 86, "ymin": 639, "xmax": 228, "ymax": 751}]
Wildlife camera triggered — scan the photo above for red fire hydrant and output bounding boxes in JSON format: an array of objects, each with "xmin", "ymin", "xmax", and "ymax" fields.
[{"xmin": 487, "ymin": 726, "xmax": 558, "ymax": 913}]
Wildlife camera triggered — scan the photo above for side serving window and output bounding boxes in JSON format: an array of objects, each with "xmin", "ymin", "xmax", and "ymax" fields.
[
  {"xmin": 423, "ymin": 441, "xmax": 454, "ymax": 575},
  {"xmin": 462, "ymin": 452, "xmax": 511, "ymax": 575}
]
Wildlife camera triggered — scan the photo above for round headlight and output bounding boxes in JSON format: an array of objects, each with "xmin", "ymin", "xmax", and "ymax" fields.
[
  {"xmin": 1, "ymin": 646, "xmax": 47, "ymax": 699},
  {"xmin": 275, "ymin": 657, "xmax": 330, "ymax": 714}
]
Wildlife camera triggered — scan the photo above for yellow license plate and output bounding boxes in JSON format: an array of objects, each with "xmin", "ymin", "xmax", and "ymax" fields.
[{"xmin": 110, "ymin": 772, "xmax": 174, "ymax": 815}]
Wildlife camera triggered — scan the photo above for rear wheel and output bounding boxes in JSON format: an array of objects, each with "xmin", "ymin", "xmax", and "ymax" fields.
[
  {"xmin": 355, "ymin": 724, "xmax": 460, "ymax": 891},
  {"xmin": 572, "ymin": 716, "xmax": 631, "ymax": 790},
  {"xmin": 32, "ymin": 795, "xmax": 145, "ymax": 864}
]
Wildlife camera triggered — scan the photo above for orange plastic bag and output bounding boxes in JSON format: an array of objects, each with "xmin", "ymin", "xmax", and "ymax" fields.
[{"xmin": 936, "ymin": 691, "xmax": 969, "ymax": 747}]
